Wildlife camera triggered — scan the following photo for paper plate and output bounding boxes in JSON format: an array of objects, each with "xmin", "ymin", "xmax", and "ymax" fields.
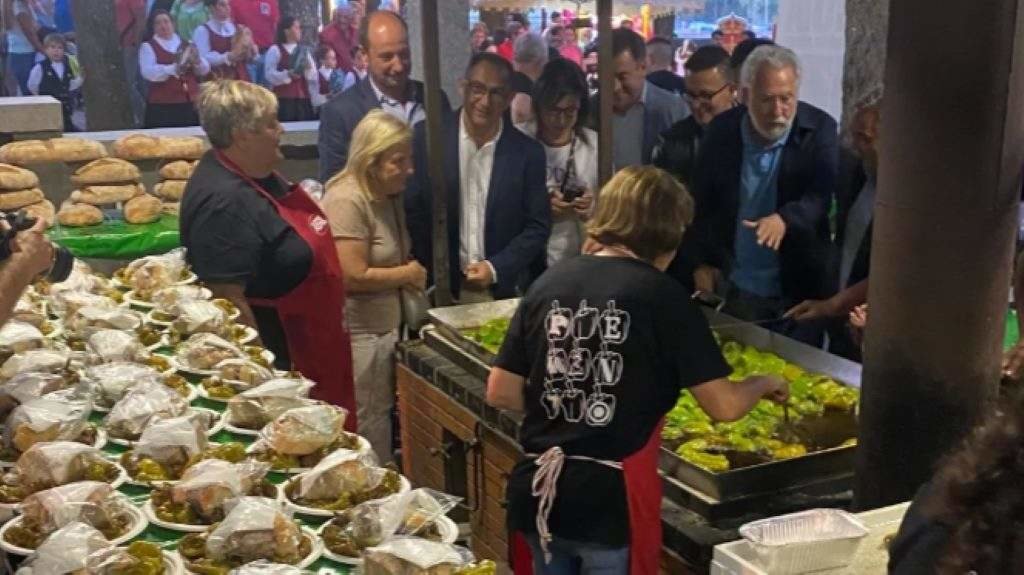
[
  {"xmin": 107, "ymin": 406, "xmax": 221, "ymax": 448},
  {"xmin": 245, "ymin": 436, "xmax": 373, "ymax": 475},
  {"xmin": 317, "ymin": 515, "xmax": 457, "ymax": 566},
  {"xmin": 144, "ymin": 310, "xmax": 173, "ymax": 328},
  {"xmin": 171, "ymin": 350, "xmax": 275, "ymax": 378},
  {"xmin": 0, "ymin": 500, "xmax": 148, "ymax": 556},
  {"xmin": 115, "ymin": 271, "xmax": 197, "ymax": 291},
  {"xmin": 175, "ymin": 526, "xmax": 322, "ymax": 572},
  {"xmin": 222, "ymin": 421, "xmax": 261, "ymax": 437},
  {"xmin": 141, "ymin": 500, "xmax": 211, "ymax": 533},
  {"xmin": 163, "ymin": 551, "xmax": 186, "ymax": 575},
  {"xmin": 124, "ymin": 287, "xmax": 213, "ymax": 310},
  {"xmin": 234, "ymin": 326, "xmax": 258, "ymax": 345},
  {"xmin": 40, "ymin": 323, "xmax": 63, "ymax": 340},
  {"xmin": 280, "ymin": 474, "xmax": 410, "ymax": 518}
]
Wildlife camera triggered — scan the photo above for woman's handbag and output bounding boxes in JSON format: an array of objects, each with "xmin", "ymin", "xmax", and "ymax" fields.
[{"xmin": 392, "ymin": 198, "xmax": 431, "ymax": 332}]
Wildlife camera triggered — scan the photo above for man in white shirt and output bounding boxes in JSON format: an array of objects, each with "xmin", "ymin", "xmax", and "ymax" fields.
[
  {"xmin": 405, "ymin": 53, "xmax": 550, "ymax": 301},
  {"xmin": 318, "ymin": 9, "xmax": 450, "ymax": 182}
]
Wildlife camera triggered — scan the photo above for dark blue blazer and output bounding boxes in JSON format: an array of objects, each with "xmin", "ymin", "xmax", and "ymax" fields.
[
  {"xmin": 405, "ymin": 109, "xmax": 551, "ymax": 299},
  {"xmin": 688, "ymin": 102, "xmax": 839, "ymax": 301},
  {"xmin": 317, "ymin": 76, "xmax": 450, "ymax": 183}
]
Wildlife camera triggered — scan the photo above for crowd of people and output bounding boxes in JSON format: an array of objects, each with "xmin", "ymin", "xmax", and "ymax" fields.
[{"xmin": 4, "ymin": 4, "xmax": 1017, "ymax": 575}]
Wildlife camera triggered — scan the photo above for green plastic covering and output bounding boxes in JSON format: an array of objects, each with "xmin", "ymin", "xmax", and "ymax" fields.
[
  {"xmin": 48, "ymin": 216, "xmax": 180, "ymax": 260},
  {"xmin": 1007, "ymin": 309, "xmax": 1019, "ymax": 351}
]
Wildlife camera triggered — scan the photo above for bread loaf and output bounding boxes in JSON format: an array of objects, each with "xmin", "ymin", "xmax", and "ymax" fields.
[
  {"xmin": 113, "ymin": 134, "xmax": 205, "ymax": 160},
  {"xmin": 0, "ymin": 138, "xmax": 107, "ymax": 164},
  {"xmin": 124, "ymin": 194, "xmax": 162, "ymax": 224},
  {"xmin": 161, "ymin": 202, "xmax": 180, "ymax": 216},
  {"xmin": 70, "ymin": 183, "xmax": 145, "ymax": 205},
  {"xmin": 0, "ymin": 164, "xmax": 39, "ymax": 190},
  {"xmin": 0, "ymin": 188, "xmax": 45, "ymax": 211},
  {"xmin": 158, "ymin": 160, "xmax": 197, "ymax": 180},
  {"xmin": 21, "ymin": 200, "xmax": 55, "ymax": 227},
  {"xmin": 71, "ymin": 158, "xmax": 142, "ymax": 186},
  {"xmin": 154, "ymin": 180, "xmax": 187, "ymax": 201},
  {"xmin": 57, "ymin": 203, "xmax": 104, "ymax": 227}
]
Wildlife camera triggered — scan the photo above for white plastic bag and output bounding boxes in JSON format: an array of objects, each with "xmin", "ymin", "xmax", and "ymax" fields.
[
  {"xmin": 295, "ymin": 449, "xmax": 375, "ymax": 499},
  {"xmin": 80, "ymin": 361, "xmax": 164, "ymax": 408},
  {"xmin": 363, "ymin": 538, "xmax": 470, "ymax": 572},
  {"xmin": 1, "ymin": 349, "xmax": 70, "ymax": 380},
  {"xmin": 152, "ymin": 284, "xmax": 209, "ymax": 311},
  {"xmin": 176, "ymin": 333, "xmax": 245, "ymax": 370},
  {"xmin": 216, "ymin": 359, "xmax": 274, "ymax": 387},
  {"xmin": 227, "ymin": 379, "xmax": 315, "ymax": 429},
  {"xmin": 14, "ymin": 441, "xmax": 112, "ymax": 493},
  {"xmin": 0, "ymin": 321, "xmax": 45, "ymax": 354},
  {"xmin": 171, "ymin": 460, "xmax": 271, "ymax": 520},
  {"xmin": 66, "ymin": 306, "xmax": 143, "ymax": 338},
  {"xmin": 206, "ymin": 496, "xmax": 302, "ymax": 563},
  {"xmin": 133, "ymin": 413, "xmax": 210, "ymax": 468},
  {"xmin": 49, "ymin": 290, "xmax": 116, "ymax": 318},
  {"xmin": 14, "ymin": 521, "xmax": 110, "ymax": 575},
  {"xmin": 19, "ymin": 481, "xmax": 132, "ymax": 536},
  {"xmin": 0, "ymin": 372, "xmax": 69, "ymax": 416},
  {"xmin": 171, "ymin": 300, "xmax": 228, "ymax": 335},
  {"xmin": 4, "ymin": 396, "xmax": 91, "ymax": 453},
  {"xmin": 261, "ymin": 404, "xmax": 348, "ymax": 456},
  {"xmin": 86, "ymin": 329, "xmax": 147, "ymax": 364},
  {"xmin": 103, "ymin": 380, "xmax": 191, "ymax": 440},
  {"xmin": 229, "ymin": 561, "xmax": 313, "ymax": 574}
]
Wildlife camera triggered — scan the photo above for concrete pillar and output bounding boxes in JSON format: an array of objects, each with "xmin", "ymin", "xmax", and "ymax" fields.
[
  {"xmin": 406, "ymin": 0, "xmax": 470, "ymax": 109},
  {"xmin": 775, "ymin": 0, "xmax": 846, "ymax": 122},
  {"xmin": 853, "ymin": 0, "xmax": 1024, "ymax": 509},
  {"xmin": 71, "ymin": 0, "xmax": 135, "ymax": 130},
  {"xmin": 842, "ymin": 0, "xmax": 889, "ymax": 129}
]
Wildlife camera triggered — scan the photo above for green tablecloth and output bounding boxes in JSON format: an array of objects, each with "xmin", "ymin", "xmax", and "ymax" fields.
[
  {"xmin": 1007, "ymin": 309, "xmax": 1019, "ymax": 351},
  {"xmin": 49, "ymin": 215, "xmax": 180, "ymax": 260}
]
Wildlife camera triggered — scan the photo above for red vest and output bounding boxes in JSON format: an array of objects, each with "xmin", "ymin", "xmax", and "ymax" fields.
[
  {"xmin": 205, "ymin": 23, "xmax": 251, "ymax": 81},
  {"xmin": 147, "ymin": 39, "xmax": 200, "ymax": 105},
  {"xmin": 273, "ymin": 44, "xmax": 309, "ymax": 100}
]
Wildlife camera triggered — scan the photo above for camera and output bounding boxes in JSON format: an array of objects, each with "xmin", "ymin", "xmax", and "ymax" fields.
[{"xmin": 0, "ymin": 211, "xmax": 74, "ymax": 283}]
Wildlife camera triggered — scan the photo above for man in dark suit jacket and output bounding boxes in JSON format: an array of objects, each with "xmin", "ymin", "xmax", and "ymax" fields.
[
  {"xmin": 688, "ymin": 45, "xmax": 838, "ymax": 345},
  {"xmin": 785, "ymin": 103, "xmax": 880, "ymax": 358},
  {"xmin": 405, "ymin": 53, "xmax": 550, "ymax": 300},
  {"xmin": 317, "ymin": 10, "xmax": 450, "ymax": 183}
]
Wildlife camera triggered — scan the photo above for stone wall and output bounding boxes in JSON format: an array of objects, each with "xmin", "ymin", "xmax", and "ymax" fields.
[{"xmin": 842, "ymin": 0, "xmax": 889, "ymax": 129}]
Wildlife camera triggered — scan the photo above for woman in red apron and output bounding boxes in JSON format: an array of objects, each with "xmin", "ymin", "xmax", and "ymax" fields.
[
  {"xmin": 139, "ymin": 10, "xmax": 210, "ymax": 128},
  {"xmin": 264, "ymin": 16, "xmax": 317, "ymax": 122},
  {"xmin": 179, "ymin": 79, "xmax": 357, "ymax": 429},
  {"xmin": 193, "ymin": 0, "xmax": 253, "ymax": 81},
  {"xmin": 487, "ymin": 166, "xmax": 788, "ymax": 574}
]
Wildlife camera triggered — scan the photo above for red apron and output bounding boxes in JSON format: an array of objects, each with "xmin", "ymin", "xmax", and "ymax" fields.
[
  {"xmin": 213, "ymin": 150, "xmax": 358, "ymax": 432},
  {"xmin": 511, "ymin": 420, "xmax": 665, "ymax": 575}
]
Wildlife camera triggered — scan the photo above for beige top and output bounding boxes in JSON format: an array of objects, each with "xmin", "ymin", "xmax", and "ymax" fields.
[{"xmin": 322, "ymin": 174, "xmax": 409, "ymax": 334}]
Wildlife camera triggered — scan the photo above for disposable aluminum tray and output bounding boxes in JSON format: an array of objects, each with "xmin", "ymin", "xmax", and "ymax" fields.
[
  {"xmin": 738, "ymin": 508, "xmax": 869, "ymax": 574},
  {"xmin": 426, "ymin": 298, "xmax": 521, "ymax": 367},
  {"xmin": 659, "ymin": 308, "xmax": 863, "ymax": 503}
]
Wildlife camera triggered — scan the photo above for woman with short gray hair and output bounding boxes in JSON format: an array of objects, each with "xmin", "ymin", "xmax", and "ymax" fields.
[{"xmin": 180, "ymin": 79, "xmax": 358, "ymax": 424}]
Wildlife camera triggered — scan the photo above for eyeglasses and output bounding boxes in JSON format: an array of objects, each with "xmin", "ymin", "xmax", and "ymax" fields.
[
  {"xmin": 543, "ymin": 105, "xmax": 580, "ymax": 120},
  {"xmin": 465, "ymin": 81, "xmax": 509, "ymax": 102},
  {"xmin": 684, "ymin": 83, "xmax": 731, "ymax": 104}
]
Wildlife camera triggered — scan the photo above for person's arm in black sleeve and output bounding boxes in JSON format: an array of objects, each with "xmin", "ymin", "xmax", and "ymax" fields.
[
  {"xmin": 487, "ymin": 301, "xmax": 530, "ymax": 412},
  {"xmin": 403, "ymin": 123, "xmax": 433, "ymax": 273},
  {"xmin": 317, "ymin": 99, "xmax": 353, "ymax": 183},
  {"xmin": 688, "ymin": 124, "xmax": 723, "ymax": 292},
  {"xmin": 778, "ymin": 114, "xmax": 838, "ymax": 234},
  {"xmin": 487, "ymin": 139, "xmax": 552, "ymax": 286}
]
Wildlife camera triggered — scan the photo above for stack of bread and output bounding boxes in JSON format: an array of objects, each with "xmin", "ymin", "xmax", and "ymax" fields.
[
  {"xmin": 58, "ymin": 158, "xmax": 161, "ymax": 227},
  {"xmin": 0, "ymin": 137, "xmax": 107, "ymax": 166},
  {"xmin": 0, "ymin": 164, "xmax": 53, "ymax": 226},
  {"xmin": 113, "ymin": 134, "xmax": 204, "ymax": 217},
  {"xmin": 155, "ymin": 160, "xmax": 197, "ymax": 216}
]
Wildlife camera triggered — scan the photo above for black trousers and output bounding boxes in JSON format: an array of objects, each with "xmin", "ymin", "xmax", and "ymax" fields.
[{"xmin": 144, "ymin": 102, "xmax": 199, "ymax": 128}]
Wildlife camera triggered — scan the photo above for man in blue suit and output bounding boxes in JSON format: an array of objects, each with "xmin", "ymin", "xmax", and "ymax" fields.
[{"xmin": 405, "ymin": 53, "xmax": 550, "ymax": 301}]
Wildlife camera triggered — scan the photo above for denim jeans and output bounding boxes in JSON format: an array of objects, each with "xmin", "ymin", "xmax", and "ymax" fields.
[
  {"xmin": 527, "ymin": 534, "xmax": 630, "ymax": 575},
  {"xmin": 9, "ymin": 52, "xmax": 37, "ymax": 96}
]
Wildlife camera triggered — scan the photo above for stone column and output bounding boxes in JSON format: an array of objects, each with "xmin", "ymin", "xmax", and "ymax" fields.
[
  {"xmin": 71, "ymin": 0, "xmax": 135, "ymax": 130},
  {"xmin": 842, "ymin": 0, "xmax": 889, "ymax": 129},
  {"xmin": 406, "ymin": 0, "xmax": 470, "ymax": 108},
  {"xmin": 853, "ymin": 0, "xmax": 1024, "ymax": 509},
  {"xmin": 280, "ymin": 0, "xmax": 323, "ymax": 44}
]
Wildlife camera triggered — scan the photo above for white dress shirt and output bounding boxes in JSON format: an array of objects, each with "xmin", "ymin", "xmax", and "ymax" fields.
[
  {"xmin": 265, "ymin": 42, "xmax": 317, "ymax": 89},
  {"xmin": 458, "ymin": 111, "xmax": 503, "ymax": 281},
  {"xmin": 192, "ymin": 19, "xmax": 236, "ymax": 68},
  {"xmin": 369, "ymin": 76, "xmax": 425, "ymax": 126},
  {"xmin": 139, "ymin": 35, "xmax": 210, "ymax": 82},
  {"xmin": 27, "ymin": 59, "xmax": 83, "ymax": 95}
]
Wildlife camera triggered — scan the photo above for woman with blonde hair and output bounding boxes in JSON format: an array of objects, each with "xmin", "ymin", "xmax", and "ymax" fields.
[
  {"xmin": 180, "ymin": 79, "xmax": 357, "ymax": 426},
  {"xmin": 487, "ymin": 166, "xmax": 787, "ymax": 574},
  {"xmin": 321, "ymin": 109, "xmax": 427, "ymax": 464}
]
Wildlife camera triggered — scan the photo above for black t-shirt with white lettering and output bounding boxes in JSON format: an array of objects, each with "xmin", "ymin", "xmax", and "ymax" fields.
[{"xmin": 495, "ymin": 255, "xmax": 730, "ymax": 546}]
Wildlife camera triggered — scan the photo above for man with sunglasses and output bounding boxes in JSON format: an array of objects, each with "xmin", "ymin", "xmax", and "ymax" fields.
[{"xmin": 405, "ymin": 52, "xmax": 550, "ymax": 302}]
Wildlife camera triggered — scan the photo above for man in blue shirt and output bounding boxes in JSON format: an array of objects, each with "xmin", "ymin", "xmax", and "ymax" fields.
[{"xmin": 687, "ymin": 44, "xmax": 838, "ymax": 345}]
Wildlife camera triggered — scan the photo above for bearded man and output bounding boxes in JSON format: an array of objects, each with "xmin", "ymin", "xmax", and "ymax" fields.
[{"xmin": 686, "ymin": 44, "xmax": 838, "ymax": 346}]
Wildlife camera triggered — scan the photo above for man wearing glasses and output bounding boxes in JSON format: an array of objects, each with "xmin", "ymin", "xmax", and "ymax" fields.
[
  {"xmin": 405, "ymin": 53, "xmax": 550, "ymax": 303},
  {"xmin": 686, "ymin": 44, "xmax": 838, "ymax": 346},
  {"xmin": 654, "ymin": 44, "xmax": 735, "ymax": 189}
]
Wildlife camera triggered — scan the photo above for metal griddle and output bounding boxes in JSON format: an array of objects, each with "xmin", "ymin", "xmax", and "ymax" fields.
[{"xmin": 424, "ymin": 299, "xmax": 862, "ymax": 505}]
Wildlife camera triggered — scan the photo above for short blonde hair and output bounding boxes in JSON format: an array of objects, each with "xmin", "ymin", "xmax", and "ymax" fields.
[
  {"xmin": 587, "ymin": 166, "xmax": 694, "ymax": 262},
  {"xmin": 328, "ymin": 109, "xmax": 412, "ymax": 199},
  {"xmin": 198, "ymin": 80, "xmax": 278, "ymax": 149}
]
